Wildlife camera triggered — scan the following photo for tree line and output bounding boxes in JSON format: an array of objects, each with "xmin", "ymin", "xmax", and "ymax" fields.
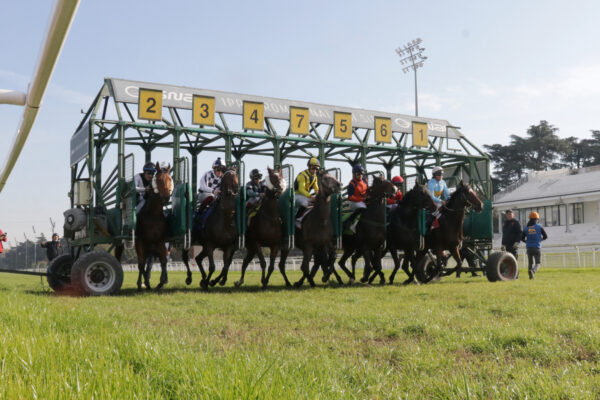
[{"xmin": 484, "ymin": 120, "xmax": 600, "ymax": 193}]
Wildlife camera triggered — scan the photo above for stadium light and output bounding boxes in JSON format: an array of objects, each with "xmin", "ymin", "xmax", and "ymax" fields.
[{"xmin": 395, "ymin": 38, "xmax": 427, "ymax": 116}]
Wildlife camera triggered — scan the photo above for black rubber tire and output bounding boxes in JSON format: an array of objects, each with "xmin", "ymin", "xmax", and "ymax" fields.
[
  {"xmin": 46, "ymin": 254, "xmax": 73, "ymax": 292},
  {"xmin": 486, "ymin": 251, "xmax": 518, "ymax": 282},
  {"xmin": 415, "ymin": 256, "xmax": 441, "ymax": 284},
  {"xmin": 70, "ymin": 252, "xmax": 123, "ymax": 296}
]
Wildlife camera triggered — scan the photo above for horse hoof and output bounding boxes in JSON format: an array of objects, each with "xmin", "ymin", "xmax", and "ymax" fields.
[
  {"xmin": 379, "ymin": 279, "xmax": 386, "ymax": 285},
  {"xmin": 321, "ymin": 275, "xmax": 329, "ymax": 283},
  {"xmin": 234, "ymin": 280, "xmax": 242, "ymax": 287},
  {"xmin": 209, "ymin": 280, "xmax": 218, "ymax": 287},
  {"xmin": 285, "ymin": 282, "xmax": 292, "ymax": 288},
  {"xmin": 293, "ymin": 281, "xmax": 303, "ymax": 288},
  {"xmin": 308, "ymin": 278, "xmax": 316, "ymax": 287},
  {"xmin": 360, "ymin": 277, "xmax": 369, "ymax": 284},
  {"xmin": 219, "ymin": 279, "xmax": 227, "ymax": 286},
  {"xmin": 348, "ymin": 278, "xmax": 355, "ymax": 285},
  {"xmin": 200, "ymin": 280, "xmax": 208, "ymax": 289},
  {"xmin": 155, "ymin": 283, "xmax": 164, "ymax": 291},
  {"xmin": 185, "ymin": 277, "xmax": 192, "ymax": 285}
]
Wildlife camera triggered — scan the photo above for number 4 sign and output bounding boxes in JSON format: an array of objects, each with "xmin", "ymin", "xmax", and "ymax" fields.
[{"xmin": 243, "ymin": 101, "xmax": 264, "ymax": 130}]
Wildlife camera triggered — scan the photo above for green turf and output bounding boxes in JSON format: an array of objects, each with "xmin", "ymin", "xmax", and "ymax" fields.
[{"xmin": 0, "ymin": 268, "xmax": 599, "ymax": 399}]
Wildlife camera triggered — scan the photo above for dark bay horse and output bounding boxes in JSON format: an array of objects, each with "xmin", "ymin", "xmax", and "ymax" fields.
[
  {"xmin": 384, "ymin": 182, "xmax": 437, "ymax": 285},
  {"xmin": 182, "ymin": 168, "xmax": 239, "ymax": 289},
  {"xmin": 334, "ymin": 175, "xmax": 396, "ymax": 284},
  {"xmin": 283, "ymin": 170, "xmax": 342, "ymax": 287},
  {"xmin": 134, "ymin": 163, "xmax": 174, "ymax": 290},
  {"xmin": 415, "ymin": 181, "xmax": 483, "ymax": 283},
  {"xmin": 235, "ymin": 167, "xmax": 291, "ymax": 288}
]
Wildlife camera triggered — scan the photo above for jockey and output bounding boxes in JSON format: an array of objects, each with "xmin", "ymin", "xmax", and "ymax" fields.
[
  {"xmin": 135, "ymin": 162, "xmax": 156, "ymax": 213},
  {"xmin": 347, "ymin": 164, "xmax": 368, "ymax": 211},
  {"xmin": 198, "ymin": 157, "xmax": 225, "ymax": 207},
  {"xmin": 427, "ymin": 166, "xmax": 449, "ymax": 219},
  {"xmin": 246, "ymin": 168, "xmax": 266, "ymax": 207},
  {"xmin": 386, "ymin": 175, "xmax": 404, "ymax": 210},
  {"xmin": 294, "ymin": 157, "xmax": 320, "ymax": 209}
]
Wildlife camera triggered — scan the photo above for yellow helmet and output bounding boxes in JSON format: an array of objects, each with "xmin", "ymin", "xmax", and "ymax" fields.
[
  {"xmin": 307, "ymin": 157, "xmax": 320, "ymax": 167},
  {"xmin": 529, "ymin": 211, "xmax": 539, "ymax": 219}
]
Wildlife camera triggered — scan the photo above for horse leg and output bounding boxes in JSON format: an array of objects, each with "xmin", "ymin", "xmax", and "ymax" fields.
[
  {"xmin": 155, "ymin": 244, "xmax": 169, "ymax": 290},
  {"xmin": 389, "ymin": 247, "xmax": 401, "ymax": 284},
  {"xmin": 235, "ymin": 244, "xmax": 256, "ymax": 287},
  {"xmin": 451, "ymin": 247, "xmax": 463, "ymax": 277},
  {"xmin": 308, "ymin": 251, "xmax": 321, "ymax": 287},
  {"xmin": 278, "ymin": 246, "xmax": 292, "ymax": 287},
  {"xmin": 263, "ymin": 246, "xmax": 278, "ymax": 288},
  {"xmin": 195, "ymin": 247, "xmax": 209, "ymax": 289},
  {"xmin": 326, "ymin": 245, "xmax": 344, "ymax": 285},
  {"xmin": 182, "ymin": 248, "xmax": 193, "ymax": 285},
  {"xmin": 256, "ymin": 248, "xmax": 268, "ymax": 287},
  {"xmin": 361, "ymin": 248, "xmax": 373, "ymax": 283},
  {"xmin": 216, "ymin": 246, "xmax": 235, "ymax": 286},
  {"xmin": 401, "ymin": 251, "xmax": 415, "ymax": 285},
  {"xmin": 372, "ymin": 247, "xmax": 385, "ymax": 285},
  {"xmin": 115, "ymin": 244, "xmax": 124, "ymax": 263},
  {"xmin": 337, "ymin": 247, "xmax": 355, "ymax": 282},
  {"xmin": 294, "ymin": 246, "xmax": 313, "ymax": 288},
  {"xmin": 205, "ymin": 248, "xmax": 218, "ymax": 288},
  {"xmin": 135, "ymin": 242, "xmax": 146, "ymax": 291},
  {"xmin": 144, "ymin": 256, "xmax": 153, "ymax": 288}
]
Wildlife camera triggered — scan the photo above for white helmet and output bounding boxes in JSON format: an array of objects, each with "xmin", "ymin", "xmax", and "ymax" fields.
[{"xmin": 432, "ymin": 166, "xmax": 443, "ymax": 176}]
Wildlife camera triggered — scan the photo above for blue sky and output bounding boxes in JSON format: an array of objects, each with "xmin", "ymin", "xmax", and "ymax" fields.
[{"xmin": 1, "ymin": 0, "xmax": 599, "ymax": 246}]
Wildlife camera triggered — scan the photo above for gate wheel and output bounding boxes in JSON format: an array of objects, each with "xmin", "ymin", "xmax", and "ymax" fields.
[
  {"xmin": 70, "ymin": 252, "xmax": 123, "ymax": 296},
  {"xmin": 415, "ymin": 256, "xmax": 442, "ymax": 284},
  {"xmin": 46, "ymin": 254, "xmax": 73, "ymax": 292},
  {"xmin": 486, "ymin": 251, "xmax": 518, "ymax": 282}
]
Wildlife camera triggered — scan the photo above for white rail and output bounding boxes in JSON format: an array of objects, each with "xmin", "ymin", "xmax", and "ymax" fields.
[{"xmin": 0, "ymin": 0, "xmax": 80, "ymax": 194}]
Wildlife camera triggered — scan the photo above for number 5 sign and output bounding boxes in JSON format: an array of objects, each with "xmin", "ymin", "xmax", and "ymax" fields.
[
  {"xmin": 412, "ymin": 121, "xmax": 428, "ymax": 147},
  {"xmin": 138, "ymin": 88, "xmax": 163, "ymax": 121}
]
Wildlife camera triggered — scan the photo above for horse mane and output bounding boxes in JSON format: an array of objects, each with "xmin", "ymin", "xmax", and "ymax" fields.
[{"xmin": 446, "ymin": 182, "xmax": 468, "ymax": 209}]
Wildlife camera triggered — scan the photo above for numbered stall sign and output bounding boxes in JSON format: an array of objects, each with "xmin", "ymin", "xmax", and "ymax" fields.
[
  {"xmin": 334, "ymin": 112, "xmax": 352, "ymax": 139},
  {"xmin": 243, "ymin": 101, "xmax": 264, "ymax": 130},
  {"xmin": 374, "ymin": 117, "xmax": 392, "ymax": 144},
  {"xmin": 290, "ymin": 106, "xmax": 309, "ymax": 135},
  {"xmin": 412, "ymin": 121, "xmax": 428, "ymax": 147},
  {"xmin": 192, "ymin": 95, "xmax": 215, "ymax": 126},
  {"xmin": 138, "ymin": 88, "xmax": 163, "ymax": 121}
]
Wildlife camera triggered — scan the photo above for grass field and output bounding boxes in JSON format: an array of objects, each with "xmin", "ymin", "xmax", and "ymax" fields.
[{"xmin": 0, "ymin": 267, "xmax": 599, "ymax": 399}]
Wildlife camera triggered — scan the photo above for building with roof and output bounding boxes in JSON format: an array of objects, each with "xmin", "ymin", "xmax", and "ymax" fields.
[{"xmin": 493, "ymin": 166, "xmax": 600, "ymax": 246}]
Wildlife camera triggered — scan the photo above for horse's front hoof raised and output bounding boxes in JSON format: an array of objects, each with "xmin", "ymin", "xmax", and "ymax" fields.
[{"xmin": 218, "ymin": 278, "xmax": 227, "ymax": 286}]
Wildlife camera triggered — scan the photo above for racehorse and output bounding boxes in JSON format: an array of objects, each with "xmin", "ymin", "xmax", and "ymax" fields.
[
  {"xmin": 182, "ymin": 168, "xmax": 239, "ymax": 289},
  {"xmin": 383, "ymin": 182, "xmax": 437, "ymax": 285},
  {"xmin": 334, "ymin": 175, "xmax": 396, "ymax": 284},
  {"xmin": 415, "ymin": 180, "xmax": 483, "ymax": 283},
  {"xmin": 235, "ymin": 167, "xmax": 291, "ymax": 288},
  {"xmin": 281, "ymin": 170, "xmax": 342, "ymax": 287},
  {"xmin": 133, "ymin": 163, "xmax": 174, "ymax": 290}
]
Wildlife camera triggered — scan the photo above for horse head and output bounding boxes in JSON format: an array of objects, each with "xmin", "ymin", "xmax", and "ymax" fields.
[
  {"xmin": 449, "ymin": 181, "xmax": 483, "ymax": 212},
  {"xmin": 265, "ymin": 166, "xmax": 287, "ymax": 197},
  {"xmin": 406, "ymin": 182, "xmax": 437, "ymax": 212},
  {"xmin": 220, "ymin": 168, "xmax": 239, "ymax": 197},
  {"xmin": 153, "ymin": 162, "xmax": 173, "ymax": 205},
  {"xmin": 368, "ymin": 174, "xmax": 396, "ymax": 200},
  {"xmin": 317, "ymin": 170, "xmax": 342, "ymax": 198}
]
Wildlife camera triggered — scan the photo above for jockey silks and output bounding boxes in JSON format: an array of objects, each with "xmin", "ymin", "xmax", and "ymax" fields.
[
  {"xmin": 427, "ymin": 178, "xmax": 449, "ymax": 205},
  {"xmin": 294, "ymin": 169, "xmax": 318, "ymax": 198},
  {"xmin": 347, "ymin": 177, "xmax": 368, "ymax": 203},
  {"xmin": 199, "ymin": 170, "xmax": 222, "ymax": 193}
]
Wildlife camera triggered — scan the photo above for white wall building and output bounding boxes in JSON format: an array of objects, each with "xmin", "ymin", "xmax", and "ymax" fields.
[{"xmin": 493, "ymin": 166, "xmax": 600, "ymax": 246}]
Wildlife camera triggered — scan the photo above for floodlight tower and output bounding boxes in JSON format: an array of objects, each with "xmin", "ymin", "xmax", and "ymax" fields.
[{"xmin": 395, "ymin": 38, "xmax": 427, "ymax": 117}]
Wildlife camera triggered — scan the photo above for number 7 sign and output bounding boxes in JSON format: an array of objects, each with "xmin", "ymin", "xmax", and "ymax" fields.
[{"xmin": 412, "ymin": 121, "xmax": 428, "ymax": 147}]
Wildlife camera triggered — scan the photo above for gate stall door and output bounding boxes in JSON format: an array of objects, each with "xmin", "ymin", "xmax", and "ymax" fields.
[
  {"xmin": 232, "ymin": 161, "xmax": 246, "ymax": 248},
  {"xmin": 168, "ymin": 157, "xmax": 192, "ymax": 249},
  {"xmin": 120, "ymin": 154, "xmax": 136, "ymax": 246},
  {"xmin": 278, "ymin": 164, "xmax": 295, "ymax": 249},
  {"xmin": 325, "ymin": 167, "xmax": 343, "ymax": 249}
]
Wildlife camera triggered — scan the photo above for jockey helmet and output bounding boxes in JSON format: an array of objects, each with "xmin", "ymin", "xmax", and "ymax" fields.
[
  {"xmin": 432, "ymin": 166, "xmax": 443, "ymax": 176},
  {"xmin": 307, "ymin": 157, "xmax": 320, "ymax": 168},
  {"xmin": 249, "ymin": 169, "xmax": 262, "ymax": 180},
  {"xmin": 160, "ymin": 161, "xmax": 169, "ymax": 171},
  {"xmin": 212, "ymin": 157, "xmax": 224, "ymax": 169},
  {"xmin": 529, "ymin": 211, "xmax": 540, "ymax": 219},
  {"xmin": 352, "ymin": 164, "xmax": 364, "ymax": 175},
  {"xmin": 392, "ymin": 176, "xmax": 404, "ymax": 185},
  {"xmin": 143, "ymin": 162, "xmax": 156, "ymax": 173}
]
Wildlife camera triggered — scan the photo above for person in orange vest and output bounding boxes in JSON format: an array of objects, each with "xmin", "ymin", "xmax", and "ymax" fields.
[
  {"xmin": 386, "ymin": 175, "xmax": 404, "ymax": 210},
  {"xmin": 347, "ymin": 164, "xmax": 368, "ymax": 211}
]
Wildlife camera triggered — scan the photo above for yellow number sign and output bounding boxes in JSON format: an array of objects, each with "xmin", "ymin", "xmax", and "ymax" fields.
[
  {"xmin": 412, "ymin": 121, "xmax": 428, "ymax": 147},
  {"xmin": 243, "ymin": 101, "xmax": 264, "ymax": 130},
  {"xmin": 374, "ymin": 117, "xmax": 392, "ymax": 144},
  {"xmin": 192, "ymin": 95, "xmax": 215, "ymax": 126},
  {"xmin": 138, "ymin": 88, "xmax": 163, "ymax": 121},
  {"xmin": 290, "ymin": 106, "xmax": 309, "ymax": 135},
  {"xmin": 334, "ymin": 112, "xmax": 352, "ymax": 139}
]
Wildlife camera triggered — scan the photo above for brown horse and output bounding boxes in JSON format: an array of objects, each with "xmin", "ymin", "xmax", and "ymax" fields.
[
  {"xmin": 415, "ymin": 181, "xmax": 483, "ymax": 283},
  {"xmin": 383, "ymin": 182, "xmax": 437, "ymax": 285},
  {"xmin": 134, "ymin": 163, "xmax": 173, "ymax": 290},
  {"xmin": 334, "ymin": 175, "xmax": 396, "ymax": 284},
  {"xmin": 182, "ymin": 168, "xmax": 239, "ymax": 289},
  {"xmin": 281, "ymin": 170, "xmax": 342, "ymax": 288},
  {"xmin": 235, "ymin": 167, "xmax": 291, "ymax": 288}
]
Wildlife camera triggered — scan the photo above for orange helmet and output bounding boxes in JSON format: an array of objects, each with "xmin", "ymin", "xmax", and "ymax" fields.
[{"xmin": 529, "ymin": 211, "xmax": 539, "ymax": 219}]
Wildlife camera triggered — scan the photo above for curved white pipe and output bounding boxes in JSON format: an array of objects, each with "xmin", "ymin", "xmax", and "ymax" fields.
[
  {"xmin": 0, "ymin": 90, "xmax": 27, "ymax": 106},
  {"xmin": 0, "ymin": 0, "xmax": 80, "ymax": 194}
]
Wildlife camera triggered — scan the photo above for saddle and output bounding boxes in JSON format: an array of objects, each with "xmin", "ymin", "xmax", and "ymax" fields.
[{"xmin": 193, "ymin": 201, "xmax": 216, "ymax": 232}]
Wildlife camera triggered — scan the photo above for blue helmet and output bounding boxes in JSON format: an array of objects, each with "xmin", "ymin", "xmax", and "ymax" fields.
[
  {"xmin": 212, "ymin": 157, "xmax": 224, "ymax": 169},
  {"xmin": 143, "ymin": 162, "xmax": 156, "ymax": 173},
  {"xmin": 352, "ymin": 164, "xmax": 364, "ymax": 174}
]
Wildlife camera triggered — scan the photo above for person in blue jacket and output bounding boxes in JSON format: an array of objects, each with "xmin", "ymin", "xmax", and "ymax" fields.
[
  {"xmin": 521, "ymin": 211, "xmax": 548, "ymax": 279},
  {"xmin": 427, "ymin": 166, "xmax": 450, "ymax": 220}
]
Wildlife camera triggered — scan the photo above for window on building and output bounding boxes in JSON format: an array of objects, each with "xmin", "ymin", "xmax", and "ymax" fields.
[
  {"xmin": 559, "ymin": 204, "xmax": 567, "ymax": 227},
  {"xmin": 573, "ymin": 203, "xmax": 584, "ymax": 224}
]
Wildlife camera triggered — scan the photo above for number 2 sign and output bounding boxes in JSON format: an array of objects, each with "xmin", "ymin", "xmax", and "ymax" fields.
[{"xmin": 138, "ymin": 88, "xmax": 163, "ymax": 121}]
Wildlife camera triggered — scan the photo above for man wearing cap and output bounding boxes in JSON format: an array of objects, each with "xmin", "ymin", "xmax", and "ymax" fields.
[
  {"xmin": 387, "ymin": 176, "xmax": 404, "ymax": 210},
  {"xmin": 198, "ymin": 157, "xmax": 225, "ymax": 206},
  {"xmin": 502, "ymin": 209, "xmax": 522, "ymax": 260},
  {"xmin": 522, "ymin": 211, "xmax": 548, "ymax": 279},
  {"xmin": 135, "ymin": 162, "xmax": 157, "ymax": 213},
  {"xmin": 347, "ymin": 164, "xmax": 368, "ymax": 211},
  {"xmin": 427, "ymin": 166, "xmax": 449, "ymax": 220},
  {"xmin": 294, "ymin": 157, "xmax": 320, "ymax": 209},
  {"xmin": 246, "ymin": 168, "xmax": 266, "ymax": 208}
]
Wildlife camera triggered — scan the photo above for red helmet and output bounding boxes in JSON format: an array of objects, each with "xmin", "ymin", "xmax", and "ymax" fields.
[{"xmin": 392, "ymin": 176, "xmax": 404, "ymax": 184}]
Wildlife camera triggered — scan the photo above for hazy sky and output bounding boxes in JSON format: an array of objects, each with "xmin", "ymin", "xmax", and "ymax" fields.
[{"xmin": 1, "ymin": 0, "xmax": 599, "ymax": 247}]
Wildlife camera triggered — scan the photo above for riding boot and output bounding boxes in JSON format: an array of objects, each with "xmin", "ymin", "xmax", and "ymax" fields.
[{"xmin": 295, "ymin": 206, "xmax": 306, "ymax": 219}]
